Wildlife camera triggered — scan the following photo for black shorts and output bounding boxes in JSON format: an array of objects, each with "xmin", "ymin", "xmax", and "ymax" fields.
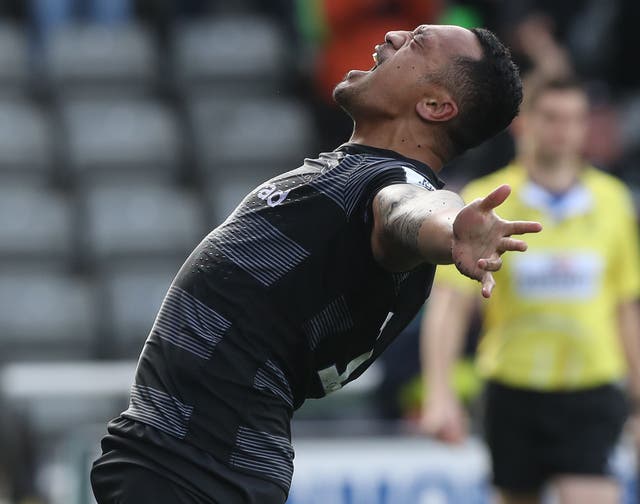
[
  {"xmin": 91, "ymin": 435, "xmax": 287, "ymax": 504},
  {"xmin": 91, "ymin": 462, "xmax": 208, "ymax": 504},
  {"xmin": 483, "ymin": 380, "xmax": 628, "ymax": 494}
]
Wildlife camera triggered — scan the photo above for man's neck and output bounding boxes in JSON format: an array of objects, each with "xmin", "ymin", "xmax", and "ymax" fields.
[
  {"xmin": 348, "ymin": 121, "xmax": 447, "ymax": 172},
  {"xmin": 523, "ymin": 153, "xmax": 584, "ymax": 194}
]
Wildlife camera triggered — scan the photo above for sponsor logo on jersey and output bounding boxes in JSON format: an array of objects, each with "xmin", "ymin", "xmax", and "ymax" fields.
[
  {"xmin": 511, "ymin": 252, "xmax": 604, "ymax": 300},
  {"xmin": 401, "ymin": 167, "xmax": 435, "ymax": 191},
  {"xmin": 256, "ymin": 183, "xmax": 291, "ymax": 207}
]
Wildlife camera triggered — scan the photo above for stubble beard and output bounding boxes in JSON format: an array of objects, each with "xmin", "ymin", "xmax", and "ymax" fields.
[{"xmin": 333, "ymin": 78, "xmax": 374, "ymax": 123}]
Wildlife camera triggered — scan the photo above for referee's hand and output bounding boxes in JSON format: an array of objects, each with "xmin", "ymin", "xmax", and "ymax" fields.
[
  {"xmin": 452, "ymin": 184, "xmax": 542, "ymax": 298},
  {"xmin": 420, "ymin": 387, "xmax": 468, "ymax": 444}
]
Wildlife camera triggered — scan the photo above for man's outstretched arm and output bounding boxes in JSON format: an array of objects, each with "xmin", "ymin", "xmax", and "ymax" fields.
[{"xmin": 371, "ymin": 183, "xmax": 542, "ymax": 297}]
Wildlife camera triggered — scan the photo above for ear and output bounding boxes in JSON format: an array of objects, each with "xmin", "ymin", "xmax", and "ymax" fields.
[
  {"xmin": 509, "ymin": 115, "xmax": 524, "ymax": 138},
  {"xmin": 416, "ymin": 94, "xmax": 458, "ymax": 123}
]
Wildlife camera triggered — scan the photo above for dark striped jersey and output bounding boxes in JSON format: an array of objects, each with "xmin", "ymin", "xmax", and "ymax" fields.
[{"xmin": 106, "ymin": 143, "xmax": 445, "ymax": 495}]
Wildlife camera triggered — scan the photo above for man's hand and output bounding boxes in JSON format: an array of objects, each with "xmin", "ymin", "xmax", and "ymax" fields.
[{"xmin": 452, "ymin": 185, "xmax": 542, "ymax": 298}]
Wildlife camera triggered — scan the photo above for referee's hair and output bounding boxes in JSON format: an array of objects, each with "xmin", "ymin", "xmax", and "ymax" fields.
[
  {"xmin": 437, "ymin": 28, "xmax": 523, "ymax": 158},
  {"xmin": 522, "ymin": 75, "xmax": 586, "ymax": 111}
]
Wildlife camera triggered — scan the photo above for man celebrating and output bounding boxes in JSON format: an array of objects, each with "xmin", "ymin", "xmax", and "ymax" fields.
[{"xmin": 91, "ymin": 25, "xmax": 540, "ymax": 503}]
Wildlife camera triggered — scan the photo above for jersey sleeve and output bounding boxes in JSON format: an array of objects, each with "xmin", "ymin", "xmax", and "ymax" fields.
[
  {"xmin": 610, "ymin": 187, "xmax": 640, "ymax": 301},
  {"xmin": 355, "ymin": 162, "xmax": 442, "ymax": 224}
]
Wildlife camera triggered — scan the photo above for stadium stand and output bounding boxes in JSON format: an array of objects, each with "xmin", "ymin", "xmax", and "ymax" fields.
[
  {"xmin": 188, "ymin": 94, "xmax": 313, "ymax": 169},
  {"xmin": 81, "ymin": 183, "xmax": 205, "ymax": 263},
  {"xmin": 100, "ymin": 262, "xmax": 179, "ymax": 357},
  {"xmin": 0, "ymin": 184, "xmax": 74, "ymax": 268},
  {"xmin": 0, "ymin": 22, "xmax": 29, "ymax": 96},
  {"xmin": 43, "ymin": 22, "xmax": 158, "ymax": 97},
  {"xmin": 60, "ymin": 98, "xmax": 183, "ymax": 183},
  {"xmin": 0, "ymin": 99, "xmax": 55, "ymax": 183},
  {"xmin": 0, "ymin": 272, "xmax": 96, "ymax": 361},
  {"xmin": 173, "ymin": 14, "xmax": 286, "ymax": 95}
]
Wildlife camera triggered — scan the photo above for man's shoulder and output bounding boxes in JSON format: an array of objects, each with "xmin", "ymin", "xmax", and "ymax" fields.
[
  {"xmin": 583, "ymin": 166, "xmax": 632, "ymax": 199},
  {"xmin": 581, "ymin": 166, "xmax": 637, "ymax": 221}
]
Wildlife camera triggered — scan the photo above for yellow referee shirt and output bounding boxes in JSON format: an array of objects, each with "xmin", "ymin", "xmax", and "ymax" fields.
[{"xmin": 436, "ymin": 163, "xmax": 640, "ymax": 390}]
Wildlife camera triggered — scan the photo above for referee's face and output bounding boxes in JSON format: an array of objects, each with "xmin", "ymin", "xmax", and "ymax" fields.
[
  {"xmin": 525, "ymin": 89, "xmax": 589, "ymax": 160},
  {"xmin": 333, "ymin": 24, "xmax": 482, "ymax": 120}
]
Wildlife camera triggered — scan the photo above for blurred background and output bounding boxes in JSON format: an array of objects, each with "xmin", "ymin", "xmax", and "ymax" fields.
[{"xmin": 0, "ymin": 0, "xmax": 638, "ymax": 503}]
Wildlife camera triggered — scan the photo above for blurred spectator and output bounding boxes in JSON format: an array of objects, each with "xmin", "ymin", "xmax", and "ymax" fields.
[{"xmin": 421, "ymin": 77, "xmax": 640, "ymax": 504}]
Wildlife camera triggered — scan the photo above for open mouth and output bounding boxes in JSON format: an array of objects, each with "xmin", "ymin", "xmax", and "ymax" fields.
[{"xmin": 371, "ymin": 45, "xmax": 387, "ymax": 71}]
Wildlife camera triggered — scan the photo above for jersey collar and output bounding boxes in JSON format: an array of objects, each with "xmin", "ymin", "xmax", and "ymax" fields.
[
  {"xmin": 520, "ymin": 180, "xmax": 593, "ymax": 222},
  {"xmin": 336, "ymin": 143, "xmax": 445, "ymax": 189}
]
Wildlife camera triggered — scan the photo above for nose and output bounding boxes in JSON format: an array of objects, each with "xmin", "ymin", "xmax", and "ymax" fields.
[{"xmin": 384, "ymin": 30, "xmax": 411, "ymax": 49}]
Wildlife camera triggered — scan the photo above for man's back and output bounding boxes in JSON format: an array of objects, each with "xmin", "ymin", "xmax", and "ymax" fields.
[{"xmin": 104, "ymin": 143, "xmax": 443, "ymax": 495}]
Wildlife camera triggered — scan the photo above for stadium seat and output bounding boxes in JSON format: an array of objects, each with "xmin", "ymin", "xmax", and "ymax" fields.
[
  {"xmin": 173, "ymin": 15, "xmax": 285, "ymax": 94},
  {"xmin": 188, "ymin": 94, "xmax": 313, "ymax": 170},
  {"xmin": 0, "ymin": 185, "xmax": 73, "ymax": 266},
  {"xmin": 0, "ymin": 100, "xmax": 55, "ymax": 183},
  {"xmin": 61, "ymin": 98, "xmax": 183, "ymax": 182},
  {"xmin": 0, "ymin": 272, "xmax": 96, "ymax": 360},
  {"xmin": 206, "ymin": 168, "xmax": 280, "ymax": 226},
  {"xmin": 0, "ymin": 23, "xmax": 29, "ymax": 95},
  {"xmin": 44, "ymin": 23, "xmax": 158, "ymax": 96},
  {"xmin": 99, "ymin": 262, "xmax": 178, "ymax": 357},
  {"xmin": 82, "ymin": 184, "xmax": 205, "ymax": 262}
]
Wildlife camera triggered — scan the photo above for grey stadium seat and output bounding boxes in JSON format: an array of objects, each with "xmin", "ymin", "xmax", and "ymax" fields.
[
  {"xmin": 0, "ymin": 23, "xmax": 29, "ymax": 94},
  {"xmin": 173, "ymin": 15, "xmax": 285, "ymax": 94},
  {"xmin": 101, "ymin": 262, "xmax": 177, "ymax": 357},
  {"xmin": 0, "ymin": 100, "xmax": 55, "ymax": 182},
  {"xmin": 44, "ymin": 23, "xmax": 158, "ymax": 96},
  {"xmin": 0, "ymin": 185, "xmax": 73, "ymax": 265},
  {"xmin": 61, "ymin": 98, "xmax": 182, "ymax": 181},
  {"xmin": 83, "ymin": 184, "xmax": 205, "ymax": 262},
  {"xmin": 0, "ymin": 272, "xmax": 96, "ymax": 360},
  {"xmin": 188, "ymin": 95, "xmax": 313, "ymax": 170},
  {"xmin": 206, "ymin": 169, "xmax": 280, "ymax": 226}
]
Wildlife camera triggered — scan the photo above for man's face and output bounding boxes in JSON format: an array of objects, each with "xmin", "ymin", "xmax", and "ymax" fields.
[
  {"xmin": 333, "ymin": 25, "xmax": 483, "ymax": 119},
  {"xmin": 525, "ymin": 89, "xmax": 589, "ymax": 160}
]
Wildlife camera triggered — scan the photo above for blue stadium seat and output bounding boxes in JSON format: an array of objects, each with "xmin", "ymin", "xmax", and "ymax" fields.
[
  {"xmin": 61, "ymin": 98, "xmax": 183, "ymax": 182},
  {"xmin": 173, "ymin": 15, "xmax": 285, "ymax": 94},
  {"xmin": 0, "ymin": 272, "xmax": 96, "ymax": 360},
  {"xmin": 82, "ymin": 184, "xmax": 205, "ymax": 262},
  {"xmin": 0, "ymin": 100, "xmax": 55, "ymax": 183},
  {"xmin": 44, "ymin": 23, "xmax": 158, "ymax": 96}
]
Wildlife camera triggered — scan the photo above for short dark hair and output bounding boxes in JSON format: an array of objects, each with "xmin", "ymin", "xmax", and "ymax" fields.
[
  {"xmin": 438, "ymin": 28, "xmax": 522, "ymax": 157},
  {"xmin": 523, "ymin": 75, "xmax": 586, "ymax": 111}
]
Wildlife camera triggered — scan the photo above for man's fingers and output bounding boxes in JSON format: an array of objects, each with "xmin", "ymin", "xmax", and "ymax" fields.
[
  {"xmin": 479, "ymin": 184, "xmax": 511, "ymax": 211},
  {"xmin": 504, "ymin": 220, "xmax": 543, "ymax": 236},
  {"xmin": 481, "ymin": 272, "xmax": 495, "ymax": 298},
  {"xmin": 498, "ymin": 237, "xmax": 528, "ymax": 253},
  {"xmin": 478, "ymin": 257, "xmax": 502, "ymax": 271}
]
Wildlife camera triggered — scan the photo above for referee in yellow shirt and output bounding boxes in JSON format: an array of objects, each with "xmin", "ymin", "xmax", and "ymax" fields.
[{"xmin": 420, "ymin": 77, "xmax": 640, "ymax": 504}]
